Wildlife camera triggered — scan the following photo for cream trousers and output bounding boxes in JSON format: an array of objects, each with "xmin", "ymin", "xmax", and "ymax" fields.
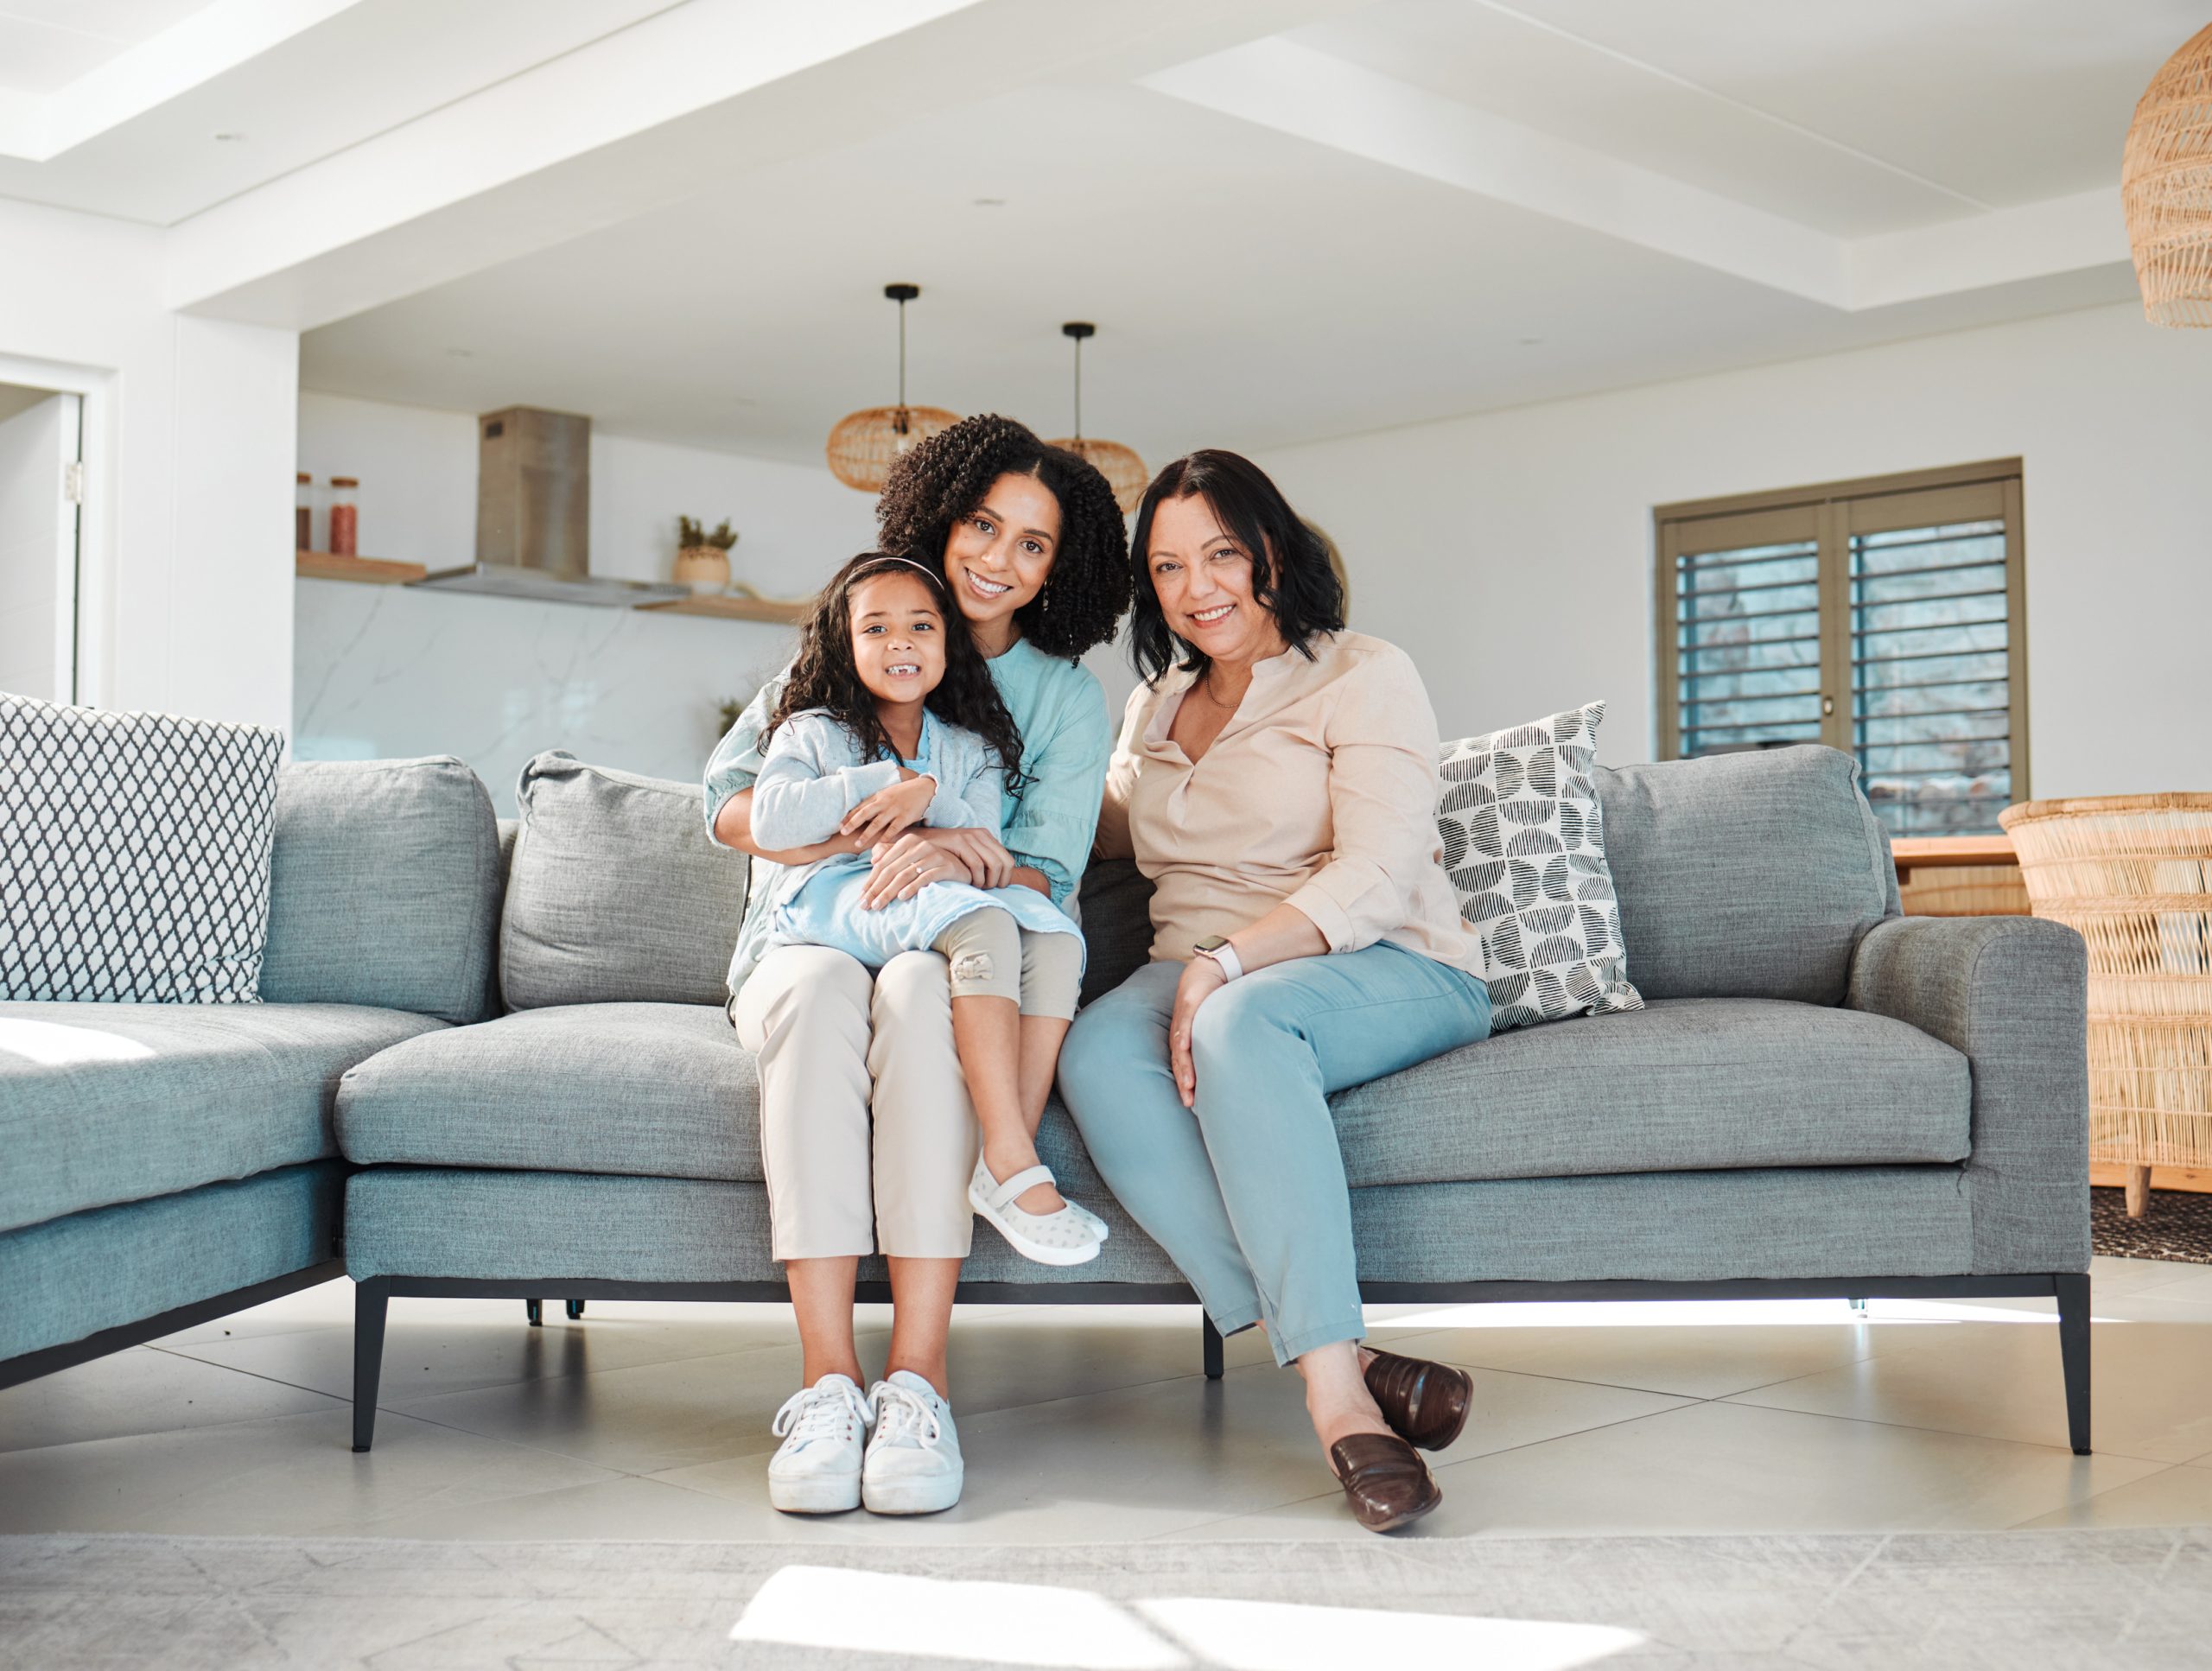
[{"xmin": 727, "ymin": 944, "xmax": 976, "ymax": 1261}]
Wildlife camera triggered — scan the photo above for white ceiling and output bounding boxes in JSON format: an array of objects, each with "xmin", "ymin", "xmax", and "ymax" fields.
[
  {"xmin": 0, "ymin": 2, "xmax": 213, "ymax": 95},
  {"xmin": 1, "ymin": 0, "xmax": 2196, "ymax": 461}
]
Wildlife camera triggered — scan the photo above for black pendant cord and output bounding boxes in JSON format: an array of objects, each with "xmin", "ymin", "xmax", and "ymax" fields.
[
  {"xmin": 1062, "ymin": 321, "xmax": 1096, "ymax": 443},
  {"xmin": 898, "ymin": 295, "xmax": 907, "ymax": 409}
]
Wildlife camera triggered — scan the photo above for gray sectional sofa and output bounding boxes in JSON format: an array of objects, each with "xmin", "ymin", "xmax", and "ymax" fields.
[
  {"xmin": 3, "ymin": 743, "xmax": 2094, "ymax": 1459},
  {"xmin": 0, "ymin": 756, "xmax": 502, "ymax": 1390}
]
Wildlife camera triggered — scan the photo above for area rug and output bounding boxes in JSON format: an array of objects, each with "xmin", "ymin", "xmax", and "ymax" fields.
[
  {"xmin": 3, "ymin": 1528, "xmax": 2209, "ymax": 1668},
  {"xmin": 2092, "ymin": 1185, "xmax": 2212, "ymax": 1264}
]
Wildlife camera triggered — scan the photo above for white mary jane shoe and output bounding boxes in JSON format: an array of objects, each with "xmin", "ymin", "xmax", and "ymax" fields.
[{"xmin": 969, "ymin": 1154, "xmax": 1103, "ymax": 1267}]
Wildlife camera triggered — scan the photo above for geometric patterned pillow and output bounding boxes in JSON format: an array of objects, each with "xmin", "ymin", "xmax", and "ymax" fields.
[
  {"xmin": 0, "ymin": 692, "xmax": 283, "ymax": 1003},
  {"xmin": 1437, "ymin": 699, "xmax": 1642, "ymax": 1032}
]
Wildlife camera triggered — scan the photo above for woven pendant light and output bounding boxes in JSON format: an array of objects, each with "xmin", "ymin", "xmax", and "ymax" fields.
[
  {"xmin": 1047, "ymin": 321, "xmax": 1147, "ymax": 515},
  {"xmin": 826, "ymin": 283, "xmax": 958, "ymax": 492},
  {"xmin": 2124, "ymin": 23, "xmax": 2212, "ymax": 328}
]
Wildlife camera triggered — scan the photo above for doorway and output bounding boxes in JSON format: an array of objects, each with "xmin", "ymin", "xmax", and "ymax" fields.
[{"xmin": 0, "ymin": 381, "xmax": 85, "ymax": 704}]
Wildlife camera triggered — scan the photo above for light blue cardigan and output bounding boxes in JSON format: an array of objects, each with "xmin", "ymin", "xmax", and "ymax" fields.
[{"xmin": 702, "ymin": 639, "xmax": 1111, "ymax": 995}]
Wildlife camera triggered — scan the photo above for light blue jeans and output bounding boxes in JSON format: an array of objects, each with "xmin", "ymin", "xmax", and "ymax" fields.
[{"xmin": 1058, "ymin": 944, "xmax": 1491, "ymax": 1366}]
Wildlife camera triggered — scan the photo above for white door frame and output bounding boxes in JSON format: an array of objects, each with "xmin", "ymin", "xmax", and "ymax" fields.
[{"xmin": 0, "ymin": 352, "xmax": 111, "ymax": 708}]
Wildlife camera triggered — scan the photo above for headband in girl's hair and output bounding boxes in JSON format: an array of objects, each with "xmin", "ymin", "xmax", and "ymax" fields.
[{"xmin": 843, "ymin": 555, "xmax": 946, "ymax": 593}]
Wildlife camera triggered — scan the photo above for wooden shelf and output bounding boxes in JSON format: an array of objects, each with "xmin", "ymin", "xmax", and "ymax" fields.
[
  {"xmin": 1890, "ymin": 835, "xmax": 2017, "ymax": 869},
  {"xmin": 635, "ymin": 592, "xmax": 811, "ymax": 625},
  {"xmin": 296, "ymin": 550, "xmax": 426, "ymax": 585}
]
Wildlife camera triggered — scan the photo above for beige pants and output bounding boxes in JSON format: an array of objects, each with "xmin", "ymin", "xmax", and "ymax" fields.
[{"xmin": 728, "ymin": 944, "xmax": 977, "ymax": 1261}]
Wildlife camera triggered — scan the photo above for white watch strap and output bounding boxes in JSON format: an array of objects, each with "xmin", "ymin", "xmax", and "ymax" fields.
[{"xmin": 1201, "ymin": 941, "xmax": 1244, "ymax": 982}]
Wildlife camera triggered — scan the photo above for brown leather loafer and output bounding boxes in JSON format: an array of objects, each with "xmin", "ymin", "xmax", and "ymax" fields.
[
  {"xmin": 1328, "ymin": 1432, "xmax": 1442, "ymax": 1533},
  {"xmin": 1363, "ymin": 1348, "xmax": 1473, "ymax": 1452}
]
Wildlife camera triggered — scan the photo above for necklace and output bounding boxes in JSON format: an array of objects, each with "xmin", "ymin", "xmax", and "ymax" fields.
[{"xmin": 1194, "ymin": 670, "xmax": 1241, "ymax": 708}]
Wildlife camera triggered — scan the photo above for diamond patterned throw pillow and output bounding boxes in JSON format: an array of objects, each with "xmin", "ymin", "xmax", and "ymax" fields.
[
  {"xmin": 2, "ymin": 692, "xmax": 283, "ymax": 1003},
  {"xmin": 1437, "ymin": 699, "xmax": 1642, "ymax": 1032}
]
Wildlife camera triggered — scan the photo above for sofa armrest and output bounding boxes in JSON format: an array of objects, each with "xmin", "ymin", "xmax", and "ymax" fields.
[{"xmin": 1847, "ymin": 914, "xmax": 2088, "ymax": 1274}]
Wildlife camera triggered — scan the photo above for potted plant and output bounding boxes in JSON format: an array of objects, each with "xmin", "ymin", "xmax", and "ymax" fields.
[{"xmin": 674, "ymin": 516, "xmax": 740, "ymax": 594}]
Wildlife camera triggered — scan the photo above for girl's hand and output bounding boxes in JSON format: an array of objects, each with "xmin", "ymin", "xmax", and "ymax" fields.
[
  {"xmin": 1168, "ymin": 955, "xmax": 1229, "ymax": 1110},
  {"xmin": 842, "ymin": 772, "xmax": 935, "ymax": 848},
  {"xmin": 861, "ymin": 829, "xmax": 975, "ymax": 908}
]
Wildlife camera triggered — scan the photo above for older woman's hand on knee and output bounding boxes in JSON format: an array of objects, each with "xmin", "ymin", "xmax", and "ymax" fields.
[{"xmin": 1167, "ymin": 953, "xmax": 1229, "ymax": 1108}]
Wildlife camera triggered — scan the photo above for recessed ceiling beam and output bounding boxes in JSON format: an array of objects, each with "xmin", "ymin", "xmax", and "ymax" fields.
[
  {"xmin": 0, "ymin": 0, "xmax": 366, "ymax": 162},
  {"xmin": 164, "ymin": 0, "xmax": 1363, "ymax": 330},
  {"xmin": 1142, "ymin": 37, "xmax": 2129, "ymax": 315}
]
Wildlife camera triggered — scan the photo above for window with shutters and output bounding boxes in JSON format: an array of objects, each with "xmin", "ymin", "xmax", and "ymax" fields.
[{"xmin": 1654, "ymin": 460, "xmax": 2026, "ymax": 836}]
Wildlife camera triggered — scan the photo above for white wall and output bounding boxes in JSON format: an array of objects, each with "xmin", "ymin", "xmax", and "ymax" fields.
[
  {"xmin": 0, "ymin": 198, "xmax": 298, "ymax": 732},
  {"xmin": 1255, "ymin": 300, "xmax": 2212, "ymax": 799},
  {"xmin": 293, "ymin": 392, "xmax": 876, "ymax": 811}
]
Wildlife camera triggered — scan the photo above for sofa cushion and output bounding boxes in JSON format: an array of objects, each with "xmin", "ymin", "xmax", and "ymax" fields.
[
  {"xmin": 0, "ymin": 1001, "xmax": 445, "ymax": 1233},
  {"xmin": 1437, "ymin": 699, "xmax": 1642, "ymax": 1030},
  {"xmin": 501, "ymin": 753, "xmax": 750, "ymax": 1010},
  {"xmin": 336, "ymin": 1002, "xmax": 760, "ymax": 1179},
  {"xmin": 1075, "ymin": 859, "xmax": 1157, "ymax": 1008},
  {"xmin": 1326, "ymin": 996, "xmax": 1968, "ymax": 1187},
  {"xmin": 259, "ymin": 757, "xmax": 503, "ymax": 1024},
  {"xmin": 1596, "ymin": 746, "xmax": 1897, "ymax": 1005},
  {"xmin": 2, "ymin": 692, "xmax": 283, "ymax": 1004}
]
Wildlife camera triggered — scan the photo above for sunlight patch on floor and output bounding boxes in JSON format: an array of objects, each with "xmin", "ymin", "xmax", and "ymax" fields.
[{"xmin": 731, "ymin": 1565, "xmax": 1644, "ymax": 1669}]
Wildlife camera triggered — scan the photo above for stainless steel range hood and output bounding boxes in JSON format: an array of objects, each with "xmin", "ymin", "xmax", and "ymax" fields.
[{"xmin": 412, "ymin": 406, "xmax": 687, "ymax": 607}]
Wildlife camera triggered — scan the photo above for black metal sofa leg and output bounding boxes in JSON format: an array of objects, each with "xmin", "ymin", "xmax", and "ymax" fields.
[
  {"xmin": 352, "ymin": 1280, "xmax": 390, "ymax": 1453},
  {"xmin": 2056, "ymin": 1272, "xmax": 2092, "ymax": 1456},
  {"xmin": 1201, "ymin": 1315, "xmax": 1224, "ymax": 1381}
]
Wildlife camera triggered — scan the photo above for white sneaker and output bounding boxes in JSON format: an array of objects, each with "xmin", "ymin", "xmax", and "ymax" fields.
[
  {"xmin": 766, "ymin": 1373, "xmax": 872, "ymax": 1514},
  {"xmin": 862, "ymin": 1370, "xmax": 963, "ymax": 1515}
]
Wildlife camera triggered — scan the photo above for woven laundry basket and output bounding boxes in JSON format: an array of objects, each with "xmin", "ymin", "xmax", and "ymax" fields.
[{"xmin": 1999, "ymin": 795, "xmax": 2212, "ymax": 1174}]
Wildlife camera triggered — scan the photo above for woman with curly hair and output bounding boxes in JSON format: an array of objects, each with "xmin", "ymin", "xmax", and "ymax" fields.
[{"xmin": 702, "ymin": 414, "xmax": 1129, "ymax": 1516}]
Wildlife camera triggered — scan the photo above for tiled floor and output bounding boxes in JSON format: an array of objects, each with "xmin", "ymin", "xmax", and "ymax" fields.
[{"xmin": 4, "ymin": 1255, "xmax": 2210, "ymax": 1543}]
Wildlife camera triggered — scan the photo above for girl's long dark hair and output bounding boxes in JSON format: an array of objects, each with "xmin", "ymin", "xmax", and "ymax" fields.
[
  {"xmin": 1128, "ymin": 450, "xmax": 1345, "ymax": 686},
  {"xmin": 768, "ymin": 552, "xmax": 1027, "ymax": 791}
]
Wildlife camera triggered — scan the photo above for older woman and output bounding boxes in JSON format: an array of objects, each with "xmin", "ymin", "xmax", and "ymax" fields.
[{"xmin": 1057, "ymin": 451, "xmax": 1491, "ymax": 1534}]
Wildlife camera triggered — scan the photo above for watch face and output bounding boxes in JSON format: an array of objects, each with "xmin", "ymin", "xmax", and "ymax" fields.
[{"xmin": 1193, "ymin": 936, "xmax": 1228, "ymax": 954}]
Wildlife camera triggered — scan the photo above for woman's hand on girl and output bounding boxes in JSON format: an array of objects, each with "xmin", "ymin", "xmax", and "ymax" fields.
[
  {"xmin": 1167, "ymin": 954, "xmax": 1230, "ymax": 1109},
  {"xmin": 842, "ymin": 772, "xmax": 937, "ymax": 848},
  {"xmin": 860, "ymin": 829, "xmax": 974, "ymax": 910}
]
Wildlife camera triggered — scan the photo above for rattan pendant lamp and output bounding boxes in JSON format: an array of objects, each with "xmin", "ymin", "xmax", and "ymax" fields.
[
  {"xmin": 2123, "ymin": 23, "xmax": 2212, "ymax": 327},
  {"xmin": 825, "ymin": 284, "xmax": 958, "ymax": 492},
  {"xmin": 1048, "ymin": 321, "xmax": 1147, "ymax": 515}
]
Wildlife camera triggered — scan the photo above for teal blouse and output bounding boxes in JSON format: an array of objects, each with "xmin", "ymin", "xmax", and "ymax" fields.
[{"xmin": 702, "ymin": 637, "xmax": 1112, "ymax": 994}]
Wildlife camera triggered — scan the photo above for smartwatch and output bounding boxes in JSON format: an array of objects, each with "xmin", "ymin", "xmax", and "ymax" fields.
[{"xmin": 1192, "ymin": 935, "xmax": 1243, "ymax": 982}]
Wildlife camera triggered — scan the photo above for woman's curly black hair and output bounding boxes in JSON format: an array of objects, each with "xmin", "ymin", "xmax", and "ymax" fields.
[
  {"xmin": 1128, "ymin": 449, "xmax": 1346, "ymax": 686},
  {"xmin": 767, "ymin": 552, "xmax": 1028, "ymax": 793},
  {"xmin": 874, "ymin": 413, "xmax": 1131, "ymax": 660}
]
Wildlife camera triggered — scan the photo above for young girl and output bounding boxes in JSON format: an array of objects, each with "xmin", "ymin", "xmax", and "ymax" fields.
[{"xmin": 749, "ymin": 552, "xmax": 1106, "ymax": 1266}]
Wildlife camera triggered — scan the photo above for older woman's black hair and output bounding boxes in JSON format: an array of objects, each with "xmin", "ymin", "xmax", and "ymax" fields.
[
  {"xmin": 874, "ymin": 413, "xmax": 1131, "ymax": 661},
  {"xmin": 1128, "ymin": 450, "xmax": 1346, "ymax": 685}
]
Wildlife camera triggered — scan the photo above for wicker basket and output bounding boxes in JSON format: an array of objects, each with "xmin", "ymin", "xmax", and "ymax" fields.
[{"xmin": 1999, "ymin": 795, "xmax": 2212, "ymax": 1177}]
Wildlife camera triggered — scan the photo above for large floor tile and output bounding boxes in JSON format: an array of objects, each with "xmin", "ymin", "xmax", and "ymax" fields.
[
  {"xmin": 1373, "ymin": 1299, "xmax": 1894, "ymax": 1398},
  {"xmin": 659, "ymin": 1356, "xmax": 1687, "ymax": 1545},
  {"xmin": 2117, "ymin": 1261, "xmax": 2212, "ymax": 1305},
  {"xmin": 149, "ymin": 1275, "xmax": 359, "ymax": 1346},
  {"xmin": 0, "ymin": 1407, "xmax": 617, "ymax": 1535},
  {"xmin": 1162, "ymin": 1398, "xmax": 2167, "ymax": 1542},
  {"xmin": 1726, "ymin": 1314, "xmax": 2212, "ymax": 1463},
  {"xmin": 162, "ymin": 1297, "xmax": 829, "ymax": 1407},
  {"xmin": 2012, "ymin": 1463, "xmax": 2212, "ymax": 1528},
  {"xmin": 385, "ymin": 1343, "xmax": 815, "ymax": 1477},
  {"xmin": 0, "ymin": 1346, "xmax": 342, "ymax": 1455}
]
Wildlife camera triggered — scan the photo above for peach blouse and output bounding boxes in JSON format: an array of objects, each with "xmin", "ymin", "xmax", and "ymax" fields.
[{"xmin": 1096, "ymin": 631, "xmax": 1480, "ymax": 976}]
